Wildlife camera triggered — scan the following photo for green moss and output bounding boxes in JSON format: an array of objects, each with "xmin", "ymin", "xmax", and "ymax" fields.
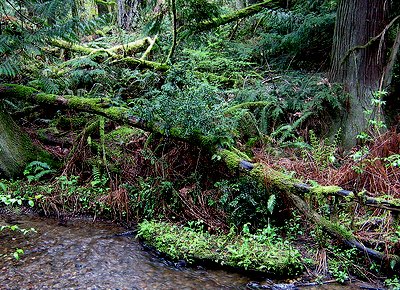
[
  {"xmin": 375, "ymin": 197, "xmax": 400, "ymax": 206},
  {"xmin": 262, "ymin": 166, "xmax": 298, "ymax": 192},
  {"xmin": 231, "ymin": 147, "xmax": 251, "ymax": 161},
  {"xmin": 104, "ymin": 106, "xmax": 127, "ymax": 119},
  {"xmin": 219, "ymin": 149, "xmax": 241, "ymax": 171},
  {"xmin": 105, "ymin": 126, "xmax": 143, "ymax": 143},
  {"xmin": 319, "ymin": 217, "xmax": 354, "ymax": 241},
  {"xmin": 2, "ymin": 84, "xmax": 38, "ymax": 99},
  {"xmin": 310, "ymin": 185, "xmax": 342, "ymax": 196},
  {"xmin": 138, "ymin": 220, "xmax": 304, "ymax": 275}
]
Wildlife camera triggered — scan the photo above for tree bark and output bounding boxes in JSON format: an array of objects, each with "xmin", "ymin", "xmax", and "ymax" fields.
[
  {"xmin": 0, "ymin": 102, "xmax": 51, "ymax": 177},
  {"xmin": 165, "ymin": 0, "xmax": 177, "ymax": 63},
  {"xmin": 329, "ymin": 0, "xmax": 389, "ymax": 148},
  {"xmin": 117, "ymin": 0, "xmax": 140, "ymax": 31}
]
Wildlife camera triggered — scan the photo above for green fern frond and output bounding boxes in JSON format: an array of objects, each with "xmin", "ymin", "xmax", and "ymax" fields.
[
  {"xmin": 32, "ymin": 0, "xmax": 74, "ymax": 23},
  {"xmin": 0, "ymin": 58, "xmax": 20, "ymax": 77},
  {"xmin": 0, "ymin": 35, "xmax": 18, "ymax": 53},
  {"xmin": 63, "ymin": 57, "xmax": 100, "ymax": 69},
  {"xmin": 267, "ymin": 194, "xmax": 276, "ymax": 214}
]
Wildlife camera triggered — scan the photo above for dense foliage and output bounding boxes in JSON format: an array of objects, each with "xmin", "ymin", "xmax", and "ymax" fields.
[{"xmin": 1, "ymin": 0, "xmax": 400, "ymax": 286}]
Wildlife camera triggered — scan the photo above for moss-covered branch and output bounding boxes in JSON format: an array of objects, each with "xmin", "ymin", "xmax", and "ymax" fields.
[
  {"xmin": 51, "ymin": 38, "xmax": 168, "ymax": 71},
  {"xmin": 51, "ymin": 38, "xmax": 151, "ymax": 55},
  {"xmin": 179, "ymin": 0, "xmax": 282, "ymax": 38},
  {"xmin": 140, "ymin": 35, "xmax": 158, "ymax": 60},
  {"xmin": 0, "ymin": 84, "xmax": 201, "ymax": 145},
  {"xmin": 294, "ymin": 183, "xmax": 400, "ymax": 212}
]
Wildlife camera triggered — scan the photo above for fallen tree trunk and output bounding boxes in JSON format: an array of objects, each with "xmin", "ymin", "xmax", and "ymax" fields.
[
  {"xmin": 51, "ymin": 37, "xmax": 168, "ymax": 71},
  {"xmin": 1, "ymin": 83, "xmax": 399, "ymax": 267},
  {"xmin": 51, "ymin": 37, "xmax": 152, "ymax": 56}
]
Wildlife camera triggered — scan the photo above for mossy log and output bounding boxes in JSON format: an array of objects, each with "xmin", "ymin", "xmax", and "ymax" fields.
[
  {"xmin": 0, "ymin": 84, "xmax": 203, "ymax": 145},
  {"xmin": 179, "ymin": 0, "xmax": 282, "ymax": 37},
  {"xmin": 51, "ymin": 38, "xmax": 151, "ymax": 55},
  {"xmin": 51, "ymin": 37, "xmax": 168, "ymax": 71},
  {"xmin": 216, "ymin": 149, "xmax": 400, "ymax": 266},
  {"xmin": 0, "ymin": 102, "xmax": 52, "ymax": 177},
  {"xmin": 1, "ymin": 83, "xmax": 399, "ymax": 266}
]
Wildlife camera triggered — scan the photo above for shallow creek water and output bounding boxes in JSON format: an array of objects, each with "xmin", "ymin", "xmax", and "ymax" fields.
[{"xmin": 0, "ymin": 214, "xmax": 378, "ymax": 289}]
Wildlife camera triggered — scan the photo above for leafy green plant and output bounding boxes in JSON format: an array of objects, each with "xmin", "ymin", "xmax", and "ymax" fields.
[
  {"xmin": 215, "ymin": 177, "xmax": 273, "ymax": 228},
  {"xmin": 23, "ymin": 161, "xmax": 55, "ymax": 183},
  {"xmin": 385, "ymin": 154, "xmax": 400, "ymax": 168},
  {"xmin": 13, "ymin": 248, "xmax": 24, "ymax": 260},
  {"xmin": 385, "ymin": 276, "xmax": 400, "ymax": 290},
  {"xmin": 130, "ymin": 68, "xmax": 237, "ymax": 147},
  {"xmin": 0, "ymin": 225, "xmax": 36, "ymax": 260},
  {"xmin": 0, "ymin": 180, "xmax": 42, "ymax": 208},
  {"xmin": 301, "ymin": 129, "xmax": 339, "ymax": 169},
  {"xmin": 328, "ymin": 246, "xmax": 357, "ymax": 283}
]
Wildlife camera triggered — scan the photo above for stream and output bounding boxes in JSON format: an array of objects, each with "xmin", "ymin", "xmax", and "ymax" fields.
[{"xmin": 0, "ymin": 213, "xmax": 381, "ymax": 289}]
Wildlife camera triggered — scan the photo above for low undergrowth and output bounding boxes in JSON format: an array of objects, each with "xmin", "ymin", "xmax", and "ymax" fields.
[{"xmin": 137, "ymin": 219, "xmax": 304, "ymax": 276}]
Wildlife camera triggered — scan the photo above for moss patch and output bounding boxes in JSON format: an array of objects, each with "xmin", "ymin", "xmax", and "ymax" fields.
[
  {"xmin": 138, "ymin": 220, "xmax": 304, "ymax": 276},
  {"xmin": 105, "ymin": 126, "xmax": 144, "ymax": 144},
  {"xmin": 310, "ymin": 185, "xmax": 342, "ymax": 196}
]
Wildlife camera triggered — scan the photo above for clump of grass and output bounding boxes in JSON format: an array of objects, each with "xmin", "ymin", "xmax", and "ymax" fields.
[{"xmin": 137, "ymin": 220, "xmax": 304, "ymax": 276}]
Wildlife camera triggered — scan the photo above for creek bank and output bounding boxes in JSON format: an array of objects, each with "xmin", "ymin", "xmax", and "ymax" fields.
[{"xmin": 137, "ymin": 220, "xmax": 303, "ymax": 276}]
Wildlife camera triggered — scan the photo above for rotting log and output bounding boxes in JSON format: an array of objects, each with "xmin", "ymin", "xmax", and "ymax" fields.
[
  {"xmin": 1, "ymin": 83, "xmax": 399, "ymax": 267},
  {"xmin": 51, "ymin": 37, "xmax": 168, "ymax": 71},
  {"xmin": 51, "ymin": 37, "xmax": 151, "ymax": 56},
  {"xmin": 0, "ymin": 84, "xmax": 201, "ymax": 145},
  {"xmin": 179, "ymin": 0, "xmax": 282, "ymax": 38}
]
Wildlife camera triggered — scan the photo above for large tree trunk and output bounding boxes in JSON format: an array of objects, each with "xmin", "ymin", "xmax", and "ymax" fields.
[
  {"xmin": 329, "ymin": 0, "xmax": 389, "ymax": 148},
  {"xmin": 117, "ymin": 0, "xmax": 140, "ymax": 31},
  {"xmin": 0, "ymin": 103, "xmax": 50, "ymax": 177}
]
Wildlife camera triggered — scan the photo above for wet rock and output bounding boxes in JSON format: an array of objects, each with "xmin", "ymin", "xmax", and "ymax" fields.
[
  {"xmin": 272, "ymin": 284, "xmax": 298, "ymax": 290},
  {"xmin": 175, "ymin": 260, "xmax": 187, "ymax": 268},
  {"xmin": 246, "ymin": 281, "xmax": 271, "ymax": 289}
]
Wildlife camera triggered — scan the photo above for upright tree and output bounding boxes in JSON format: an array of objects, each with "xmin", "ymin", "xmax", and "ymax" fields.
[
  {"xmin": 117, "ymin": 0, "xmax": 141, "ymax": 30},
  {"xmin": 329, "ymin": 0, "xmax": 391, "ymax": 148}
]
